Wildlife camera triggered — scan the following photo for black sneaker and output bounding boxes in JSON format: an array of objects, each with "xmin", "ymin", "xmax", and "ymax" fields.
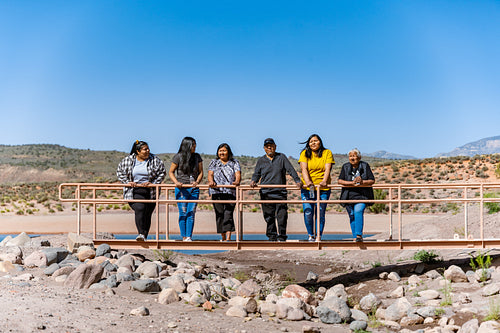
[{"xmin": 355, "ymin": 235, "xmax": 363, "ymax": 242}]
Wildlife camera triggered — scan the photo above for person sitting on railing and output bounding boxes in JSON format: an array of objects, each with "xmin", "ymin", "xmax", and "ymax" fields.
[
  {"xmin": 299, "ymin": 134, "xmax": 335, "ymax": 241},
  {"xmin": 338, "ymin": 148, "xmax": 375, "ymax": 242},
  {"xmin": 250, "ymin": 138, "xmax": 302, "ymax": 242},
  {"xmin": 208, "ymin": 143, "xmax": 241, "ymax": 242},
  {"xmin": 169, "ymin": 137, "xmax": 203, "ymax": 242},
  {"xmin": 116, "ymin": 140, "xmax": 166, "ymax": 241}
]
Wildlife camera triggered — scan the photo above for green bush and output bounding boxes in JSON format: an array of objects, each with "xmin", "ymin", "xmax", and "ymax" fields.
[
  {"xmin": 369, "ymin": 189, "xmax": 388, "ymax": 214},
  {"xmin": 484, "ymin": 192, "xmax": 500, "ymax": 214},
  {"xmin": 413, "ymin": 250, "xmax": 440, "ymax": 264}
]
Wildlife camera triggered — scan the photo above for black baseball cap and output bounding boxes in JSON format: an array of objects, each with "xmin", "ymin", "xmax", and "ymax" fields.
[{"xmin": 263, "ymin": 138, "xmax": 275, "ymax": 146}]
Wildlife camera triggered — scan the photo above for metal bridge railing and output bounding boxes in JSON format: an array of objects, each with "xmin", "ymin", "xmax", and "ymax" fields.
[{"xmin": 58, "ymin": 182, "xmax": 500, "ymax": 250}]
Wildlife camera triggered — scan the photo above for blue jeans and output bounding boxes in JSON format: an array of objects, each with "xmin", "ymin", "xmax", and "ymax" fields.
[
  {"xmin": 301, "ymin": 189, "xmax": 331, "ymax": 237},
  {"xmin": 175, "ymin": 188, "xmax": 199, "ymax": 238},
  {"xmin": 345, "ymin": 203, "xmax": 366, "ymax": 238}
]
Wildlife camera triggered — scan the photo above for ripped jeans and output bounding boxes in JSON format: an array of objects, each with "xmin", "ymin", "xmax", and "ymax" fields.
[{"xmin": 175, "ymin": 187, "xmax": 199, "ymax": 238}]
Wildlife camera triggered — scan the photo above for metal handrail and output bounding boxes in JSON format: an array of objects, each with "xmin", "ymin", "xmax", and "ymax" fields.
[{"xmin": 58, "ymin": 182, "xmax": 500, "ymax": 249}]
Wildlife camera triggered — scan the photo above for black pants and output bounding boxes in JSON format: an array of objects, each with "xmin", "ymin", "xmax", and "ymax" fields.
[
  {"xmin": 260, "ymin": 191, "xmax": 288, "ymax": 241},
  {"xmin": 129, "ymin": 188, "xmax": 156, "ymax": 238},
  {"xmin": 212, "ymin": 193, "xmax": 236, "ymax": 233}
]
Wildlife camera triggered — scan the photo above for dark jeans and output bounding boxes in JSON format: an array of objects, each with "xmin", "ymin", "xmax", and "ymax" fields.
[
  {"xmin": 129, "ymin": 187, "xmax": 156, "ymax": 238},
  {"xmin": 260, "ymin": 191, "xmax": 288, "ymax": 241},
  {"xmin": 212, "ymin": 193, "xmax": 236, "ymax": 233}
]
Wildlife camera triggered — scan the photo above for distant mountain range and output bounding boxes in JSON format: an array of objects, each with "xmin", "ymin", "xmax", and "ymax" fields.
[
  {"xmin": 365, "ymin": 150, "xmax": 417, "ymax": 160},
  {"xmin": 437, "ymin": 135, "xmax": 500, "ymax": 157}
]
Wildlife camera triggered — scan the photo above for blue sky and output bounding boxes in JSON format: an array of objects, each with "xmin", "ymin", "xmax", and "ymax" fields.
[{"xmin": 1, "ymin": 1, "xmax": 499, "ymax": 158}]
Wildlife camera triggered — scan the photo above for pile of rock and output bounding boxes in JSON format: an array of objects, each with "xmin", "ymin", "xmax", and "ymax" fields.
[{"xmin": 2, "ymin": 232, "xmax": 500, "ymax": 332}]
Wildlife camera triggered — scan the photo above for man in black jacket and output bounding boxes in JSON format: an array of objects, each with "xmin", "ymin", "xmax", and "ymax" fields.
[{"xmin": 250, "ymin": 138, "xmax": 302, "ymax": 241}]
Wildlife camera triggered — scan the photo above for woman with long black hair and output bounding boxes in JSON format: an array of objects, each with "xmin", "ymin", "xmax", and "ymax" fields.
[
  {"xmin": 169, "ymin": 137, "xmax": 203, "ymax": 241},
  {"xmin": 117, "ymin": 140, "xmax": 166, "ymax": 241}
]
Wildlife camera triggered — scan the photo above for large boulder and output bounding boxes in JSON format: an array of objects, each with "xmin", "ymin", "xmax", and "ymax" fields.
[
  {"xmin": 236, "ymin": 279, "xmax": 261, "ymax": 297},
  {"xmin": 319, "ymin": 296, "xmax": 351, "ymax": 322},
  {"xmin": 24, "ymin": 250, "xmax": 48, "ymax": 268},
  {"xmin": 64, "ymin": 264, "xmax": 104, "ymax": 289},
  {"xmin": 325, "ymin": 284, "xmax": 348, "ymax": 301},
  {"xmin": 444, "ymin": 265, "xmax": 467, "ymax": 283},
  {"xmin": 359, "ymin": 293, "xmax": 382, "ymax": 311},
  {"xmin": 136, "ymin": 261, "xmax": 160, "ymax": 278},
  {"xmin": 67, "ymin": 233, "xmax": 93, "ymax": 253},
  {"xmin": 130, "ymin": 279, "xmax": 160, "ymax": 293},
  {"xmin": 0, "ymin": 246, "xmax": 23, "ymax": 264},
  {"xmin": 158, "ymin": 288, "xmax": 179, "ymax": 304},
  {"xmin": 384, "ymin": 297, "xmax": 412, "ymax": 321},
  {"xmin": 282, "ymin": 284, "xmax": 313, "ymax": 304},
  {"xmin": 159, "ymin": 275, "xmax": 186, "ymax": 293}
]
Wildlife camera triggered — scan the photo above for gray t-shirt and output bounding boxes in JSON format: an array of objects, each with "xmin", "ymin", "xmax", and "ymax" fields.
[{"xmin": 171, "ymin": 153, "xmax": 203, "ymax": 184}]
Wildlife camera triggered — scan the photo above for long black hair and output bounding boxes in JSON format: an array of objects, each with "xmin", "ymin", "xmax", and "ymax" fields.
[
  {"xmin": 300, "ymin": 134, "xmax": 326, "ymax": 159},
  {"xmin": 216, "ymin": 143, "xmax": 234, "ymax": 161},
  {"xmin": 177, "ymin": 137, "xmax": 197, "ymax": 174},
  {"xmin": 130, "ymin": 140, "xmax": 149, "ymax": 155}
]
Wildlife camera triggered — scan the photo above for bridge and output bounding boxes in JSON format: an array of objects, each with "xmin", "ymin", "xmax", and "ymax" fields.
[{"xmin": 58, "ymin": 182, "xmax": 500, "ymax": 250}]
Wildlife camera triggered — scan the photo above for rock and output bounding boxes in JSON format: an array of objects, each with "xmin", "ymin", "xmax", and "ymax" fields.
[
  {"xmin": 115, "ymin": 254, "xmax": 136, "ymax": 272},
  {"xmin": 6, "ymin": 232, "xmax": 31, "ymax": 247},
  {"xmin": 159, "ymin": 275, "xmax": 186, "ymax": 293},
  {"xmin": 136, "ymin": 261, "xmax": 160, "ymax": 278},
  {"xmin": 315, "ymin": 306, "xmax": 341, "ymax": 324},
  {"xmin": 259, "ymin": 301, "xmax": 278, "ymax": 315},
  {"xmin": 53, "ymin": 266, "xmax": 76, "ymax": 278},
  {"xmin": 478, "ymin": 320, "xmax": 500, "ymax": 333},
  {"xmin": 287, "ymin": 308, "xmax": 304, "ymax": 321},
  {"xmin": 24, "ymin": 251, "xmax": 48, "ymax": 268},
  {"xmin": 481, "ymin": 283, "xmax": 500, "ymax": 297},
  {"xmin": 276, "ymin": 303, "xmax": 291, "ymax": 319},
  {"xmin": 130, "ymin": 279, "xmax": 160, "ymax": 293},
  {"xmin": 415, "ymin": 263, "xmax": 426, "ymax": 274},
  {"xmin": 67, "ymin": 233, "xmax": 93, "ymax": 253},
  {"xmin": 325, "ymin": 284, "xmax": 348, "ymax": 302},
  {"xmin": 438, "ymin": 316, "xmax": 448, "ymax": 327},
  {"xmin": 444, "ymin": 265, "xmax": 467, "ymax": 282},
  {"xmin": 189, "ymin": 292, "xmax": 207, "ymax": 306},
  {"xmin": 76, "ymin": 246, "xmax": 96, "ymax": 262},
  {"xmin": 226, "ymin": 305, "xmax": 247, "ymax": 318},
  {"xmin": 408, "ymin": 274, "xmax": 422, "ymax": 286},
  {"xmin": 64, "ymin": 264, "xmax": 104, "ymax": 289},
  {"xmin": 380, "ymin": 320, "xmax": 400, "ymax": 330},
  {"xmin": 55, "ymin": 275, "xmax": 68, "ymax": 283},
  {"xmin": 202, "ymin": 300, "xmax": 213, "ymax": 311},
  {"xmin": 324, "ymin": 267, "xmax": 333, "ymax": 274},
  {"xmin": 466, "ymin": 270, "xmax": 478, "ymax": 283},
  {"xmin": 40, "ymin": 248, "xmax": 70, "ymax": 265},
  {"xmin": 384, "ymin": 297, "xmax": 412, "ymax": 321},
  {"xmin": 254, "ymin": 272, "xmax": 271, "ymax": 281},
  {"xmin": 359, "ymin": 293, "xmax": 381, "ymax": 311},
  {"xmin": 221, "ymin": 277, "xmax": 241, "ymax": 290},
  {"xmin": 426, "ymin": 269, "xmax": 442, "ymax": 279},
  {"xmin": 130, "ymin": 306, "xmax": 149, "ymax": 316},
  {"xmin": 209, "ymin": 282, "xmax": 228, "ymax": 302},
  {"xmin": 459, "ymin": 318, "xmax": 479, "ymax": 333},
  {"xmin": 158, "ymin": 288, "xmax": 179, "ymax": 304},
  {"xmin": 282, "ymin": 284, "xmax": 313, "ymax": 304},
  {"xmin": 43, "ymin": 263, "xmax": 60, "ymax": 276},
  {"xmin": 349, "ymin": 320, "xmax": 368, "ymax": 331},
  {"xmin": 423, "ymin": 317, "xmax": 434, "ymax": 324},
  {"xmin": 95, "ymin": 244, "xmax": 111, "ymax": 257},
  {"xmin": 458, "ymin": 293, "xmax": 472, "ymax": 304},
  {"xmin": 319, "ymin": 296, "xmax": 351, "ymax": 322},
  {"xmin": 0, "ymin": 235, "xmax": 13, "ymax": 246},
  {"xmin": 302, "ymin": 326, "xmax": 321, "ymax": 333},
  {"xmin": 187, "ymin": 281, "xmax": 211, "ymax": 300},
  {"xmin": 416, "ymin": 306, "xmax": 437, "ymax": 318},
  {"xmin": 0, "ymin": 261, "xmax": 16, "ymax": 272},
  {"xmin": 379, "ymin": 272, "xmax": 389, "ymax": 279},
  {"xmin": 236, "ymin": 279, "xmax": 261, "ymax": 297},
  {"xmin": 350, "ymin": 309, "xmax": 369, "ymax": 322},
  {"xmin": 400, "ymin": 314, "xmax": 424, "ymax": 326},
  {"xmin": 229, "ymin": 296, "xmax": 258, "ymax": 313},
  {"xmin": 0, "ymin": 246, "xmax": 23, "ymax": 264},
  {"xmin": 375, "ymin": 307, "xmax": 386, "ymax": 320},
  {"xmin": 13, "ymin": 273, "xmax": 33, "ymax": 281},
  {"xmin": 388, "ymin": 272, "xmax": 401, "ymax": 282},
  {"xmin": 390, "ymin": 286, "xmax": 405, "ymax": 298},
  {"xmin": 419, "ymin": 289, "xmax": 440, "ymax": 300},
  {"xmin": 306, "ymin": 271, "xmax": 318, "ymax": 282},
  {"xmin": 101, "ymin": 274, "xmax": 118, "ymax": 288},
  {"xmin": 475, "ymin": 269, "xmax": 492, "ymax": 282}
]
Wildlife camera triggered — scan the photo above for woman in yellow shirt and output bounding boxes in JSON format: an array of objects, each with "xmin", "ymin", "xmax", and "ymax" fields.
[{"xmin": 299, "ymin": 134, "xmax": 335, "ymax": 241}]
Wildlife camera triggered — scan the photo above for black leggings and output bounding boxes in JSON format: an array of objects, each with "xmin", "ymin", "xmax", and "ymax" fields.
[{"xmin": 129, "ymin": 188, "xmax": 156, "ymax": 237}]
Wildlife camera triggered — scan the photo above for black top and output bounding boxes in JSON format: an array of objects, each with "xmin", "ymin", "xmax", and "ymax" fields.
[
  {"xmin": 339, "ymin": 161, "xmax": 375, "ymax": 206},
  {"xmin": 172, "ymin": 153, "xmax": 203, "ymax": 184},
  {"xmin": 251, "ymin": 152, "xmax": 301, "ymax": 196}
]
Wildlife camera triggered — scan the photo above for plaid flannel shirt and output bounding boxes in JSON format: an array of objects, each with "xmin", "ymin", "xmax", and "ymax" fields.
[{"xmin": 116, "ymin": 153, "xmax": 166, "ymax": 200}]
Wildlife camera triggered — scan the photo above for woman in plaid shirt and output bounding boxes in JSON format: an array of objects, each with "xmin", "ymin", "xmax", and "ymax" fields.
[{"xmin": 117, "ymin": 140, "xmax": 166, "ymax": 241}]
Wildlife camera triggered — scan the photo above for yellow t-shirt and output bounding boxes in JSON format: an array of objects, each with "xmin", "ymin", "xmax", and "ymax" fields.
[{"xmin": 298, "ymin": 149, "xmax": 335, "ymax": 190}]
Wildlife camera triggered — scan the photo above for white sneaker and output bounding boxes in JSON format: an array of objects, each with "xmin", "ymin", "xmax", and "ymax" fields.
[
  {"xmin": 184, "ymin": 237, "xmax": 192, "ymax": 242},
  {"xmin": 308, "ymin": 236, "xmax": 315, "ymax": 242},
  {"xmin": 136, "ymin": 234, "xmax": 145, "ymax": 241}
]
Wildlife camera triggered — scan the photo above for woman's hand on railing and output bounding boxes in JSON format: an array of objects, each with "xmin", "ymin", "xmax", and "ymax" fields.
[
  {"xmin": 128, "ymin": 182, "xmax": 137, "ymax": 188},
  {"xmin": 175, "ymin": 182, "xmax": 183, "ymax": 188},
  {"xmin": 208, "ymin": 180, "xmax": 217, "ymax": 187},
  {"xmin": 250, "ymin": 181, "xmax": 258, "ymax": 188}
]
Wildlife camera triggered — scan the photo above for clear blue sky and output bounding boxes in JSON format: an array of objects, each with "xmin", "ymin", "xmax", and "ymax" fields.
[{"xmin": 1, "ymin": 1, "xmax": 499, "ymax": 158}]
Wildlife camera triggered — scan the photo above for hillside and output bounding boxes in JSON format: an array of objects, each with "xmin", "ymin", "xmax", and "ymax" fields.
[
  {"xmin": 1, "ymin": 144, "xmax": 500, "ymax": 216},
  {"xmin": 437, "ymin": 135, "xmax": 500, "ymax": 157}
]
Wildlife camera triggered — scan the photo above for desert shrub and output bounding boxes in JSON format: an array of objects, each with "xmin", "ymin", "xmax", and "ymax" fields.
[
  {"xmin": 368, "ymin": 189, "xmax": 387, "ymax": 214},
  {"xmin": 484, "ymin": 192, "xmax": 500, "ymax": 214},
  {"xmin": 413, "ymin": 250, "xmax": 440, "ymax": 264}
]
